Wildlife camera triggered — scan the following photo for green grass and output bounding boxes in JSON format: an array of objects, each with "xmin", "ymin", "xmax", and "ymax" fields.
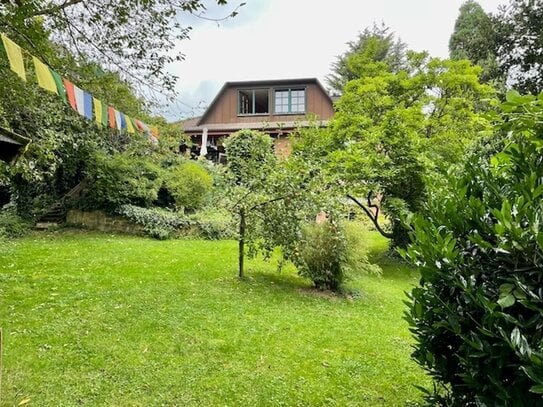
[{"xmin": 0, "ymin": 230, "xmax": 429, "ymax": 406}]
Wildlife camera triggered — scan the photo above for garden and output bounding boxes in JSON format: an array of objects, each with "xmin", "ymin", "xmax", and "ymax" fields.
[{"xmin": 1, "ymin": 0, "xmax": 543, "ymax": 405}]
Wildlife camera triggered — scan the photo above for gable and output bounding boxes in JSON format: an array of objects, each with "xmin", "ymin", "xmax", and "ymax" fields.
[{"xmin": 197, "ymin": 78, "xmax": 334, "ymax": 126}]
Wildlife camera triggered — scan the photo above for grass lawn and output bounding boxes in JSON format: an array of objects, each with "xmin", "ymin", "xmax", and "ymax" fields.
[{"xmin": 0, "ymin": 229, "xmax": 429, "ymax": 406}]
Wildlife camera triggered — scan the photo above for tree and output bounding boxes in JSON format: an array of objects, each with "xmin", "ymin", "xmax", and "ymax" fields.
[
  {"xmin": 222, "ymin": 130, "xmax": 323, "ymax": 278},
  {"xmin": 404, "ymin": 92, "xmax": 543, "ymax": 405},
  {"xmin": 0, "ymin": 0, "xmax": 241, "ymax": 96},
  {"xmin": 495, "ymin": 0, "xmax": 543, "ymax": 95},
  {"xmin": 326, "ymin": 23, "xmax": 407, "ymax": 94},
  {"xmin": 449, "ymin": 0, "xmax": 501, "ymax": 85},
  {"xmin": 223, "ymin": 130, "xmax": 277, "ymax": 278},
  {"xmin": 299, "ymin": 53, "xmax": 497, "ymax": 248}
]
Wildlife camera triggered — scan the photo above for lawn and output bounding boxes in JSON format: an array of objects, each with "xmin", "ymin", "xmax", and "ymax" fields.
[{"xmin": 0, "ymin": 230, "xmax": 429, "ymax": 406}]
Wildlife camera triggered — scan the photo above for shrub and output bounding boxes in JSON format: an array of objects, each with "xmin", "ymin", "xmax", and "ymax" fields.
[
  {"xmin": 188, "ymin": 209, "xmax": 237, "ymax": 240},
  {"xmin": 404, "ymin": 136, "xmax": 543, "ymax": 405},
  {"xmin": 118, "ymin": 204, "xmax": 189, "ymax": 240},
  {"xmin": 294, "ymin": 221, "xmax": 347, "ymax": 291},
  {"xmin": 165, "ymin": 162, "xmax": 212, "ymax": 211},
  {"xmin": 0, "ymin": 203, "xmax": 31, "ymax": 238},
  {"xmin": 86, "ymin": 152, "xmax": 163, "ymax": 210}
]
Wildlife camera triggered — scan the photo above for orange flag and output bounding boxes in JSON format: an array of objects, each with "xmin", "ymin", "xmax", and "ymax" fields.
[
  {"xmin": 108, "ymin": 106, "xmax": 116, "ymax": 129},
  {"xmin": 62, "ymin": 79, "xmax": 77, "ymax": 111}
]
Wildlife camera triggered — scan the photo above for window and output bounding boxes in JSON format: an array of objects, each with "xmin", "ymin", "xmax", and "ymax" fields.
[
  {"xmin": 274, "ymin": 88, "xmax": 306, "ymax": 114},
  {"xmin": 238, "ymin": 89, "xmax": 269, "ymax": 115}
]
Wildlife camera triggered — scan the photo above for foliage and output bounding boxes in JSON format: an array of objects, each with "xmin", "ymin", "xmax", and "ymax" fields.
[
  {"xmin": 222, "ymin": 129, "xmax": 275, "ymax": 186},
  {"xmin": 327, "ymin": 23, "xmax": 407, "ymax": 93},
  {"xmin": 118, "ymin": 204, "xmax": 188, "ymax": 240},
  {"xmin": 222, "ymin": 130, "xmax": 275, "ymax": 276},
  {"xmin": 495, "ymin": 0, "xmax": 543, "ymax": 95},
  {"xmin": 222, "ymin": 129, "xmax": 327, "ymax": 277},
  {"xmin": 294, "ymin": 220, "xmax": 346, "ymax": 291},
  {"xmin": 165, "ymin": 161, "xmax": 212, "ymax": 211},
  {"xmin": 449, "ymin": 0, "xmax": 543, "ymax": 95},
  {"xmin": 0, "ymin": 31, "xmax": 180, "ymax": 219},
  {"xmin": 86, "ymin": 152, "xmax": 163, "ymax": 211},
  {"xmin": 0, "ymin": 203, "xmax": 31, "ymax": 238},
  {"xmin": 448, "ymin": 0, "xmax": 501, "ymax": 85},
  {"xmin": 188, "ymin": 208, "xmax": 237, "ymax": 240},
  {"xmin": 303, "ymin": 51, "xmax": 497, "ymax": 248},
  {"xmin": 404, "ymin": 93, "xmax": 543, "ymax": 405},
  {"xmin": 0, "ymin": 0, "xmax": 240, "ymax": 95}
]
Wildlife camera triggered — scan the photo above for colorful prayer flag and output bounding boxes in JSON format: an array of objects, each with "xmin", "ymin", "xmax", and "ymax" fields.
[
  {"xmin": 83, "ymin": 91, "xmax": 93, "ymax": 120},
  {"xmin": 32, "ymin": 56, "xmax": 57, "ymax": 93},
  {"xmin": 114, "ymin": 110, "xmax": 122, "ymax": 131},
  {"xmin": 93, "ymin": 98, "xmax": 107, "ymax": 127},
  {"xmin": 1, "ymin": 34, "xmax": 26, "ymax": 81},
  {"xmin": 108, "ymin": 106, "xmax": 116, "ymax": 129},
  {"xmin": 120, "ymin": 112, "xmax": 127, "ymax": 130},
  {"xmin": 74, "ymin": 85, "xmax": 85, "ymax": 117},
  {"xmin": 63, "ymin": 79, "xmax": 77, "ymax": 111},
  {"xmin": 126, "ymin": 116, "xmax": 135, "ymax": 134},
  {"xmin": 51, "ymin": 70, "xmax": 67, "ymax": 104}
]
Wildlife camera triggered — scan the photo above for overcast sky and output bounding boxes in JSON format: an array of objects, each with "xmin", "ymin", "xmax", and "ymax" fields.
[{"xmin": 165, "ymin": 0, "xmax": 508, "ymax": 121}]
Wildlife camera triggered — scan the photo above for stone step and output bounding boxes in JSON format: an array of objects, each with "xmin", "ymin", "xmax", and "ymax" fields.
[{"xmin": 35, "ymin": 222, "xmax": 59, "ymax": 230}]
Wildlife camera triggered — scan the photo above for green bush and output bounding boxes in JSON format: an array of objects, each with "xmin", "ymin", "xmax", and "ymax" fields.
[
  {"xmin": 118, "ymin": 204, "xmax": 189, "ymax": 240},
  {"xmin": 86, "ymin": 152, "xmax": 163, "ymax": 210},
  {"xmin": 165, "ymin": 162, "xmax": 212, "ymax": 211},
  {"xmin": 188, "ymin": 209, "xmax": 237, "ymax": 240},
  {"xmin": 0, "ymin": 204, "xmax": 31, "ymax": 238},
  {"xmin": 294, "ymin": 221, "xmax": 347, "ymax": 291},
  {"xmin": 404, "ymin": 135, "xmax": 543, "ymax": 405}
]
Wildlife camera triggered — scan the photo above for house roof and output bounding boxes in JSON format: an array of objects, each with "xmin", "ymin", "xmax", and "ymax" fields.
[
  {"xmin": 0, "ymin": 127, "xmax": 31, "ymax": 145},
  {"xmin": 0, "ymin": 126, "xmax": 31, "ymax": 163},
  {"xmin": 196, "ymin": 78, "xmax": 333, "ymax": 126}
]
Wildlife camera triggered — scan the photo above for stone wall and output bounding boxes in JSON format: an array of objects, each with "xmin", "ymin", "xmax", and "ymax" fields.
[{"xmin": 66, "ymin": 209, "xmax": 145, "ymax": 235}]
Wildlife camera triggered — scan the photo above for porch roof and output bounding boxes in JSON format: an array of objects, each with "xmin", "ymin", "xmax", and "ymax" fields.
[{"xmin": 182, "ymin": 119, "xmax": 329, "ymax": 135}]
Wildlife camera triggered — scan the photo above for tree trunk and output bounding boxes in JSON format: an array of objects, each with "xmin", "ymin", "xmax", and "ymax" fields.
[{"xmin": 238, "ymin": 208, "xmax": 246, "ymax": 278}]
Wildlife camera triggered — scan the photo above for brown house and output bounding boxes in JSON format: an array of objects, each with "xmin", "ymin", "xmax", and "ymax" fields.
[{"xmin": 180, "ymin": 78, "xmax": 334, "ymax": 160}]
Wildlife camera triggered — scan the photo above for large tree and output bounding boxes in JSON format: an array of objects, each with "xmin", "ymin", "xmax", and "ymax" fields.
[
  {"xmin": 326, "ymin": 23, "xmax": 407, "ymax": 94},
  {"xmin": 449, "ymin": 0, "xmax": 501, "ymax": 85},
  {"xmin": 296, "ymin": 53, "xmax": 497, "ymax": 248}
]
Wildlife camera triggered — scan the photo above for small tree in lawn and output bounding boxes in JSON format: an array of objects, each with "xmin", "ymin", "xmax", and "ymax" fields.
[
  {"xmin": 223, "ymin": 130, "xmax": 277, "ymax": 278},
  {"xmin": 223, "ymin": 129, "xmax": 325, "ymax": 279}
]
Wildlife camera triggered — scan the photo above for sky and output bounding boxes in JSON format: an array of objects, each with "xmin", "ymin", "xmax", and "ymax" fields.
[{"xmin": 165, "ymin": 0, "xmax": 509, "ymax": 121}]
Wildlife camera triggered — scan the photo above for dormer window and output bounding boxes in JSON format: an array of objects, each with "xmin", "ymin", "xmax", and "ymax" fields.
[
  {"xmin": 274, "ymin": 88, "xmax": 306, "ymax": 114},
  {"xmin": 238, "ymin": 88, "xmax": 269, "ymax": 115}
]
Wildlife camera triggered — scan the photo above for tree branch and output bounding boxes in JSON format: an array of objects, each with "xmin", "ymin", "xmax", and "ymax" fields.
[
  {"xmin": 26, "ymin": 0, "xmax": 86, "ymax": 18},
  {"xmin": 249, "ymin": 193, "xmax": 296, "ymax": 212},
  {"xmin": 347, "ymin": 193, "xmax": 393, "ymax": 239}
]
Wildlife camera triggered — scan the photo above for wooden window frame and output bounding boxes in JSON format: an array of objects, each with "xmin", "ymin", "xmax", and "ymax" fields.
[
  {"xmin": 273, "ymin": 87, "xmax": 306, "ymax": 115},
  {"xmin": 237, "ymin": 88, "xmax": 270, "ymax": 116}
]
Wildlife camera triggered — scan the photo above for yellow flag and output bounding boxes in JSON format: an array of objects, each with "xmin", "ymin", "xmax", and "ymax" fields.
[
  {"xmin": 93, "ymin": 97, "xmax": 103, "ymax": 127},
  {"xmin": 32, "ymin": 56, "xmax": 57, "ymax": 93},
  {"xmin": 1, "ymin": 34, "xmax": 26, "ymax": 81},
  {"xmin": 126, "ymin": 116, "xmax": 135, "ymax": 134}
]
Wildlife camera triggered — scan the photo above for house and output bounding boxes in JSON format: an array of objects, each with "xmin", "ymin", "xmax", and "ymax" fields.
[{"xmin": 180, "ymin": 78, "xmax": 334, "ymax": 161}]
